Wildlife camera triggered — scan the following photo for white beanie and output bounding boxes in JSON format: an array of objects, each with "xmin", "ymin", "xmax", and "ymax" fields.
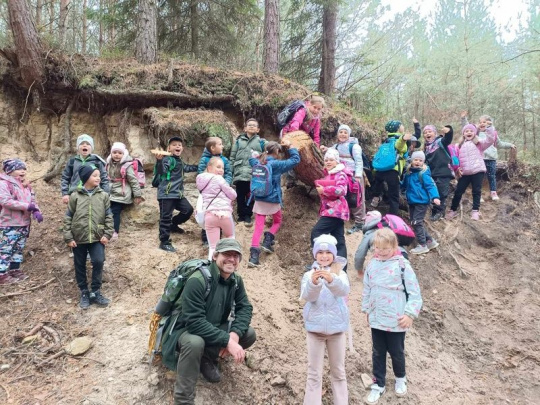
[
  {"xmin": 324, "ymin": 148, "xmax": 340, "ymax": 162},
  {"xmin": 338, "ymin": 124, "xmax": 351, "ymax": 136},
  {"xmin": 77, "ymin": 134, "xmax": 94, "ymax": 151},
  {"xmin": 312, "ymin": 234, "xmax": 338, "ymax": 259},
  {"xmin": 111, "ymin": 142, "xmax": 127, "ymax": 154}
]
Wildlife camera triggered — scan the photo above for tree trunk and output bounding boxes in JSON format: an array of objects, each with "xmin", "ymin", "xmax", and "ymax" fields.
[
  {"xmin": 48, "ymin": 0, "xmax": 53, "ymax": 35},
  {"xmin": 263, "ymin": 0, "xmax": 279, "ymax": 74},
  {"xmin": 282, "ymin": 131, "xmax": 324, "ymax": 186},
  {"xmin": 190, "ymin": 0, "xmax": 199, "ymax": 59},
  {"xmin": 7, "ymin": 0, "xmax": 44, "ymax": 89},
  {"xmin": 318, "ymin": 0, "xmax": 337, "ymax": 96},
  {"xmin": 59, "ymin": 0, "xmax": 71, "ymax": 47},
  {"xmin": 135, "ymin": 0, "xmax": 158, "ymax": 64},
  {"xmin": 99, "ymin": 0, "xmax": 103, "ymax": 52},
  {"xmin": 36, "ymin": 0, "xmax": 42, "ymax": 28},
  {"xmin": 82, "ymin": 0, "xmax": 87, "ymax": 54}
]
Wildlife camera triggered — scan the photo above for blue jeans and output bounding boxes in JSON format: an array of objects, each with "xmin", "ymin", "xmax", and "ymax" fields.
[{"xmin": 484, "ymin": 160, "xmax": 497, "ymax": 191}]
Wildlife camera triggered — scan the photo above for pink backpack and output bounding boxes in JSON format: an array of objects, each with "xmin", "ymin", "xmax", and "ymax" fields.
[
  {"xmin": 376, "ymin": 214, "xmax": 416, "ymax": 246},
  {"xmin": 124, "ymin": 158, "xmax": 146, "ymax": 188}
]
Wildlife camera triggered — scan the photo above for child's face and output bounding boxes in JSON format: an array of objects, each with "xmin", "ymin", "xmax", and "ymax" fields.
[
  {"xmin": 411, "ymin": 158, "xmax": 424, "ymax": 168},
  {"xmin": 78, "ymin": 142, "xmax": 92, "ymax": 157},
  {"xmin": 463, "ymin": 129, "xmax": 476, "ymax": 140},
  {"xmin": 478, "ymin": 118, "xmax": 488, "ymax": 131},
  {"xmin": 308, "ymin": 102, "xmax": 323, "ymax": 117},
  {"xmin": 168, "ymin": 141, "xmax": 183, "ymax": 156},
  {"xmin": 374, "ymin": 243, "xmax": 395, "ymax": 260},
  {"xmin": 210, "ymin": 139, "xmax": 224, "ymax": 155},
  {"xmin": 423, "ymin": 129, "xmax": 436, "ymax": 142},
  {"xmin": 244, "ymin": 121, "xmax": 259, "ymax": 136},
  {"xmin": 324, "ymin": 158, "xmax": 338, "ymax": 171},
  {"xmin": 111, "ymin": 150, "xmax": 123, "ymax": 162},
  {"xmin": 398, "ymin": 124, "xmax": 405, "ymax": 133},
  {"xmin": 315, "ymin": 250, "xmax": 334, "ymax": 267},
  {"xmin": 337, "ymin": 129, "xmax": 349, "ymax": 143},
  {"xmin": 85, "ymin": 170, "xmax": 101, "ymax": 189},
  {"xmin": 9, "ymin": 168, "xmax": 27, "ymax": 181},
  {"xmin": 208, "ymin": 161, "xmax": 224, "ymax": 176}
]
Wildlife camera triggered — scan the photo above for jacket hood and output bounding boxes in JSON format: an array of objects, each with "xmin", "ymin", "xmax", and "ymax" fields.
[
  {"xmin": 0, "ymin": 173, "xmax": 22, "ymax": 186},
  {"xmin": 76, "ymin": 185, "xmax": 105, "ymax": 195},
  {"xmin": 326, "ymin": 163, "xmax": 345, "ymax": 175}
]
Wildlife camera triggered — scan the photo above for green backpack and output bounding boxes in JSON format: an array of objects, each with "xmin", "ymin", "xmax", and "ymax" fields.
[
  {"xmin": 151, "ymin": 156, "xmax": 177, "ymax": 188},
  {"xmin": 148, "ymin": 259, "xmax": 212, "ymax": 363}
]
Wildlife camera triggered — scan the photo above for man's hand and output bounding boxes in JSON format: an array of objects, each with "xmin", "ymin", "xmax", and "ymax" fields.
[
  {"xmin": 67, "ymin": 241, "xmax": 77, "ymax": 248},
  {"xmin": 226, "ymin": 337, "xmax": 245, "ymax": 363},
  {"xmin": 62, "ymin": 195, "xmax": 70, "ymax": 204},
  {"xmin": 100, "ymin": 236, "xmax": 109, "ymax": 245},
  {"xmin": 398, "ymin": 314, "xmax": 413, "ymax": 328},
  {"xmin": 219, "ymin": 332, "xmax": 240, "ymax": 358}
]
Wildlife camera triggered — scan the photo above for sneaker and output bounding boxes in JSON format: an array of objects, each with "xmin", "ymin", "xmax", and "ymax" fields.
[
  {"xmin": 480, "ymin": 197, "xmax": 485, "ymax": 203},
  {"xmin": 248, "ymin": 247, "xmax": 261, "ymax": 268},
  {"xmin": 8, "ymin": 269, "xmax": 29, "ymax": 281},
  {"xmin": 244, "ymin": 216, "xmax": 253, "ymax": 227},
  {"xmin": 90, "ymin": 290, "xmax": 110, "ymax": 307},
  {"xmin": 411, "ymin": 245, "xmax": 429, "ymax": 255},
  {"xmin": 490, "ymin": 191, "xmax": 500, "ymax": 201},
  {"xmin": 471, "ymin": 210, "xmax": 480, "ymax": 221},
  {"xmin": 0, "ymin": 273, "xmax": 17, "ymax": 285},
  {"xmin": 427, "ymin": 239, "xmax": 439, "ymax": 250},
  {"xmin": 170, "ymin": 225, "xmax": 185, "ymax": 234},
  {"xmin": 110, "ymin": 232, "xmax": 119, "ymax": 241},
  {"xmin": 371, "ymin": 196, "xmax": 381, "ymax": 208},
  {"xmin": 79, "ymin": 290, "xmax": 91, "ymax": 309},
  {"xmin": 159, "ymin": 241, "xmax": 177, "ymax": 253},
  {"xmin": 366, "ymin": 384, "xmax": 386, "ymax": 404},
  {"xmin": 395, "ymin": 376, "xmax": 407, "ymax": 396},
  {"xmin": 200, "ymin": 356, "xmax": 221, "ymax": 383},
  {"xmin": 445, "ymin": 210, "xmax": 458, "ymax": 220},
  {"xmin": 261, "ymin": 232, "xmax": 275, "ymax": 253},
  {"xmin": 430, "ymin": 212, "xmax": 443, "ymax": 222},
  {"xmin": 347, "ymin": 224, "xmax": 363, "ymax": 234}
]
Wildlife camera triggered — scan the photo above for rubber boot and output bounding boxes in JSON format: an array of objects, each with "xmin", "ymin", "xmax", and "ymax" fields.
[
  {"xmin": 261, "ymin": 232, "xmax": 275, "ymax": 253},
  {"xmin": 248, "ymin": 247, "xmax": 261, "ymax": 268}
]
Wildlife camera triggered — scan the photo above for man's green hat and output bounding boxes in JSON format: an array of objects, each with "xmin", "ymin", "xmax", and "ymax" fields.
[{"xmin": 215, "ymin": 239, "xmax": 243, "ymax": 258}]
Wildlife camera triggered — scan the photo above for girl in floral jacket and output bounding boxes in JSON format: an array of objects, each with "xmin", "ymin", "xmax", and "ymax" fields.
[
  {"xmin": 310, "ymin": 149, "xmax": 350, "ymax": 270},
  {"xmin": 0, "ymin": 159, "xmax": 43, "ymax": 285},
  {"xmin": 363, "ymin": 228, "xmax": 422, "ymax": 404}
]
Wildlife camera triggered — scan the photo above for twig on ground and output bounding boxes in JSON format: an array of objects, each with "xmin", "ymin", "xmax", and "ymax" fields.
[
  {"xmin": 70, "ymin": 356, "xmax": 106, "ymax": 366},
  {"xmin": 7, "ymin": 374, "xmax": 34, "ymax": 384},
  {"xmin": 41, "ymin": 325, "xmax": 61, "ymax": 352},
  {"xmin": 448, "ymin": 250, "xmax": 470, "ymax": 278},
  {"xmin": 22, "ymin": 302, "xmax": 36, "ymax": 323},
  {"xmin": 23, "ymin": 323, "xmax": 44, "ymax": 338},
  {"xmin": 36, "ymin": 350, "xmax": 65, "ymax": 368},
  {"xmin": 0, "ymin": 382, "xmax": 9, "ymax": 400},
  {"xmin": 0, "ymin": 278, "xmax": 55, "ymax": 298}
]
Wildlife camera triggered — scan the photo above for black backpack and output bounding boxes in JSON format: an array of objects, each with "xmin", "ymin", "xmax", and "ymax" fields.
[{"xmin": 277, "ymin": 100, "xmax": 306, "ymax": 130}]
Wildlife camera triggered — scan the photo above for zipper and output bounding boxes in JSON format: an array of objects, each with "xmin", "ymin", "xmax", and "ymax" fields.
[{"xmin": 88, "ymin": 195, "xmax": 93, "ymax": 243}]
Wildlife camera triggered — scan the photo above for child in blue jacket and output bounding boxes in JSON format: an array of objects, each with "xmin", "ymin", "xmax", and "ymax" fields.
[
  {"xmin": 401, "ymin": 151, "xmax": 440, "ymax": 255},
  {"xmin": 247, "ymin": 140, "xmax": 300, "ymax": 267}
]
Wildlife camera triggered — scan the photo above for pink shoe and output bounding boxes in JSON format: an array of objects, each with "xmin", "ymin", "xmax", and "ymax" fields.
[
  {"xmin": 111, "ymin": 232, "xmax": 119, "ymax": 241},
  {"xmin": 445, "ymin": 210, "xmax": 458, "ymax": 220},
  {"xmin": 471, "ymin": 210, "xmax": 480, "ymax": 220},
  {"xmin": 0, "ymin": 273, "xmax": 17, "ymax": 285},
  {"xmin": 490, "ymin": 191, "xmax": 499, "ymax": 201}
]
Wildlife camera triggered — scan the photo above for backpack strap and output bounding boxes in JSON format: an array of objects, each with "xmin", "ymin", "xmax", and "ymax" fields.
[
  {"xmin": 227, "ymin": 275, "xmax": 239, "ymax": 333},
  {"xmin": 199, "ymin": 264, "xmax": 212, "ymax": 300},
  {"xmin": 399, "ymin": 257, "xmax": 409, "ymax": 302}
]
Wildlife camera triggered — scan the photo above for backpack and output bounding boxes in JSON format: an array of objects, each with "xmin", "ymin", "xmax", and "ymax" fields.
[
  {"xmin": 148, "ymin": 259, "xmax": 212, "ymax": 363},
  {"xmin": 446, "ymin": 143, "xmax": 460, "ymax": 172},
  {"xmin": 128, "ymin": 158, "xmax": 146, "ymax": 188},
  {"xmin": 249, "ymin": 161, "xmax": 274, "ymax": 201},
  {"xmin": 344, "ymin": 171, "xmax": 361, "ymax": 209},
  {"xmin": 372, "ymin": 137, "xmax": 400, "ymax": 171},
  {"xmin": 377, "ymin": 214, "xmax": 416, "ymax": 246},
  {"xmin": 277, "ymin": 100, "xmax": 306, "ymax": 130},
  {"xmin": 151, "ymin": 157, "xmax": 176, "ymax": 188}
]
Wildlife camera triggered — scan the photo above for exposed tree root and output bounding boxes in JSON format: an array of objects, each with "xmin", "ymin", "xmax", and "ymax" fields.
[{"xmin": 0, "ymin": 278, "xmax": 56, "ymax": 298}]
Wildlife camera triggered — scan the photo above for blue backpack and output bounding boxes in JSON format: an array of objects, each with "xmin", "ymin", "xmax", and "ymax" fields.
[
  {"xmin": 249, "ymin": 161, "xmax": 274, "ymax": 200},
  {"xmin": 372, "ymin": 137, "xmax": 399, "ymax": 171}
]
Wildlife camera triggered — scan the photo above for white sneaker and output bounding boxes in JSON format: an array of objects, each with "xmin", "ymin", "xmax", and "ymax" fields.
[
  {"xmin": 480, "ymin": 197, "xmax": 485, "ymax": 203},
  {"xmin": 427, "ymin": 239, "xmax": 439, "ymax": 250},
  {"xmin": 411, "ymin": 245, "xmax": 429, "ymax": 255},
  {"xmin": 366, "ymin": 384, "xmax": 386, "ymax": 404},
  {"xmin": 490, "ymin": 191, "xmax": 500, "ymax": 201},
  {"xmin": 395, "ymin": 376, "xmax": 407, "ymax": 396}
]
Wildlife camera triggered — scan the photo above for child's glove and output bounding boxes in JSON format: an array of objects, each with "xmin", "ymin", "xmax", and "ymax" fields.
[
  {"xmin": 27, "ymin": 203, "xmax": 39, "ymax": 212},
  {"xmin": 251, "ymin": 150, "xmax": 260, "ymax": 159},
  {"xmin": 33, "ymin": 211, "xmax": 44, "ymax": 223}
]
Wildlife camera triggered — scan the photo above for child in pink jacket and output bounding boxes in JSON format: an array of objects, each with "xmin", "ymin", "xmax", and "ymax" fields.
[
  {"xmin": 0, "ymin": 159, "xmax": 43, "ymax": 285},
  {"xmin": 196, "ymin": 157, "xmax": 237, "ymax": 259},
  {"xmin": 446, "ymin": 123, "xmax": 495, "ymax": 221}
]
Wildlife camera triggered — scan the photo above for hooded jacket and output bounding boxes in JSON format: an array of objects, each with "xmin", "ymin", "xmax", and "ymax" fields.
[
  {"xmin": 63, "ymin": 186, "xmax": 114, "ymax": 244},
  {"xmin": 424, "ymin": 126, "xmax": 455, "ymax": 178},
  {"xmin": 458, "ymin": 126, "xmax": 496, "ymax": 176},
  {"xmin": 229, "ymin": 133, "xmax": 267, "ymax": 184},
  {"xmin": 248, "ymin": 147, "xmax": 300, "ymax": 204},
  {"xmin": 317, "ymin": 163, "xmax": 350, "ymax": 221},
  {"xmin": 461, "ymin": 117, "xmax": 513, "ymax": 160},
  {"xmin": 61, "ymin": 154, "xmax": 110, "ymax": 196},
  {"xmin": 196, "ymin": 173, "xmax": 237, "ymax": 215},
  {"xmin": 0, "ymin": 174, "xmax": 38, "ymax": 227},
  {"xmin": 156, "ymin": 155, "xmax": 198, "ymax": 200},
  {"xmin": 331, "ymin": 137, "xmax": 364, "ymax": 177},
  {"xmin": 197, "ymin": 149, "xmax": 233, "ymax": 185},
  {"xmin": 106, "ymin": 153, "xmax": 142, "ymax": 205},
  {"xmin": 362, "ymin": 254, "xmax": 422, "ymax": 332},
  {"xmin": 401, "ymin": 165, "xmax": 440, "ymax": 205},
  {"xmin": 282, "ymin": 108, "xmax": 321, "ymax": 146},
  {"xmin": 375, "ymin": 133, "xmax": 408, "ymax": 174}
]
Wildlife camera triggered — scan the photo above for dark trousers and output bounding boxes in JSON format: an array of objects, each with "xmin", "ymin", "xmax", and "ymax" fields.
[
  {"xmin": 159, "ymin": 198, "xmax": 194, "ymax": 242},
  {"xmin": 484, "ymin": 160, "xmax": 497, "ymax": 191},
  {"xmin": 110, "ymin": 201, "xmax": 125, "ymax": 233},
  {"xmin": 409, "ymin": 204, "xmax": 431, "ymax": 245},
  {"xmin": 450, "ymin": 172, "xmax": 484, "ymax": 211},
  {"xmin": 371, "ymin": 328, "xmax": 406, "ymax": 387},
  {"xmin": 372, "ymin": 170, "xmax": 400, "ymax": 215},
  {"xmin": 174, "ymin": 325, "xmax": 256, "ymax": 405},
  {"xmin": 235, "ymin": 180, "xmax": 254, "ymax": 220},
  {"xmin": 310, "ymin": 217, "xmax": 347, "ymax": 271},
  {"xmin": 431, "ymin": 176, "xmax": 451, "ymax": 216},
  {"xmin": 73, "ymin": 242, "xmax": 105, "ymax": 292}
]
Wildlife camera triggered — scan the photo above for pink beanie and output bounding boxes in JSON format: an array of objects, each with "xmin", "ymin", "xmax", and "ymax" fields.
[
  {"xmin": 111, "ymin": 142, "xmax": 127, "ymax": 153},
  {"xmin": 462, "ymin": 124, "xmax": 477, "ymax": 135}
]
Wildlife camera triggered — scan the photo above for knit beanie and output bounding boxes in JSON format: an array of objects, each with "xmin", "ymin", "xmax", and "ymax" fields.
[
  {"xmin": 423, "ymin": 125, "xmax": 437, "ymax": 135},
  {"xmin": 338, "ymin": 124, "xmax": 351, "ymax": 137},
  {"xmin": 79, "ymin": 164, "xmax": 98, "ymax": 185},
  {"xmin": 111, "ymin": 142, "xmax": 127, "ymax": 154},
  {"xmin": 462, "ymin": 124, "xmax": 477, "ymax": 135},
  {"xmin": 365, "ymin": 210, "xmax": 382, "ymax": 224},
  {"xmin": 3, "ymin": 158, "xmax": 27, "ymax": 174},
  {"xmin": 324, "ymin": 148, "xmax": 340, "ymax": 162},
  {"xmin": 77, "ymin": 134, "xmax": 95, "ymax": 151},
  {"xmin": 385, "ymin": 120, "xmax": 401, "ymax": 133},
  {"xmin": 411, "ymin": 151, "xmax": 426, "ymax": 162},
  {"xmin": 312, "ymin": 234, "xmax": 338, "ymax": 259}
]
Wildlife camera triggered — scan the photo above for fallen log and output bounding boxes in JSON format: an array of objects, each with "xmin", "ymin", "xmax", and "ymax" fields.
[{"xmin": 282, "ymin": 131, "xmax": 324, "ymax": 186}]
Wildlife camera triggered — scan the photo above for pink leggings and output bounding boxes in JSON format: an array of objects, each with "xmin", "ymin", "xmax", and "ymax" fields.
[
  {"xmin": 205, "ymin": 212, "xmax": 235, "ymax": 259},
  {"xmin": 251, "ymin": 210, "xmax": 283, "ymax": 247}
]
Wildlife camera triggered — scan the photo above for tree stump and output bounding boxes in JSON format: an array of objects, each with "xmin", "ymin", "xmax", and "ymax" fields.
[{"xmin": 282, "ymin": 131, "xmax": 324, "ymax": 186}]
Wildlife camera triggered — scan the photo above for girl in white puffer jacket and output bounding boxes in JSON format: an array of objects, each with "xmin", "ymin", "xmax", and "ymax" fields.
[{"xmin": 300, "ymin": 234, "xmax": 349, "ymax": 405}]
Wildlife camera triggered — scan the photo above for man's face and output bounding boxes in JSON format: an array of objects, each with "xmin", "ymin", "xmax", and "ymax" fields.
[{"xmin": 214, "ymin": 251, "xmax": 241, "ymax": 278}]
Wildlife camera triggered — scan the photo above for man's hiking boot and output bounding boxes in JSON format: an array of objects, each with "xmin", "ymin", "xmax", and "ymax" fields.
[
  {"xmin": 371, "ymin": 196, "xmax": 381, "ymax": 208},
  {"xmin": 261, "ymin": 232, "xmax": 275, "ymax": 253},
  {"xmin": 445, "ymin": 210, "xmax": 458, "ymax": 220},
  {"xmin": 395, "ymin": 376, "xmax": 407, "ymax": 396},
  {"xmin": 8, "ymin": 269, "xmax": 29, "ymax": 281},
  {"xmin": 471, "ymin": 210, "xmax": 480, "ymax": 221},
  {"xmin": 366, "ymin": 384, "xmax": 386, "ymax": 404},
  {"xmin": 90, "ymin": 290, "xmax": 110, "ymax": 307},
  {"xmin": 159, "ymin": 241, "xmax": 176, "ymax": 253},
  {"xmin": 200, "ymin": 356, "xmax": 221, "ymax": 383},
  {"xmin": 170, "ymin": 225, "xmax": 185, "ymax": 234},
  {"xmin": 490, "ymin": 191, "xmax": 500, "ymax": 201},
  {"xmin": 347, "ymin": 224, "xmax": 363, "ymax": 234},
  {"xmin": 411, "ymin": 245, "xmax": 429, "ymax": 255},
  {"xmin": 430, "ymin": 212, "xmax": 443, "ymax": 222},
  {"xmin": 79, "ymin": 290, "xmax": 91, "ymax": 309},
  {"xmin": 248, "ymin": 247, "xmax": 261, "ymax": 268},
  {"xmin": 427, "ymin": 239, "xmax": 439, "ymax": 250},
  {"xmin": 0, "ymin": 272, "xmax": 17, "ymax": 285}
]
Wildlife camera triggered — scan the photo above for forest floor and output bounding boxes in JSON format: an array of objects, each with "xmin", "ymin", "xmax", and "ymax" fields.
[{"xmin": 0, "ymin": 171, "xmax": 539, "ymax": 405}]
